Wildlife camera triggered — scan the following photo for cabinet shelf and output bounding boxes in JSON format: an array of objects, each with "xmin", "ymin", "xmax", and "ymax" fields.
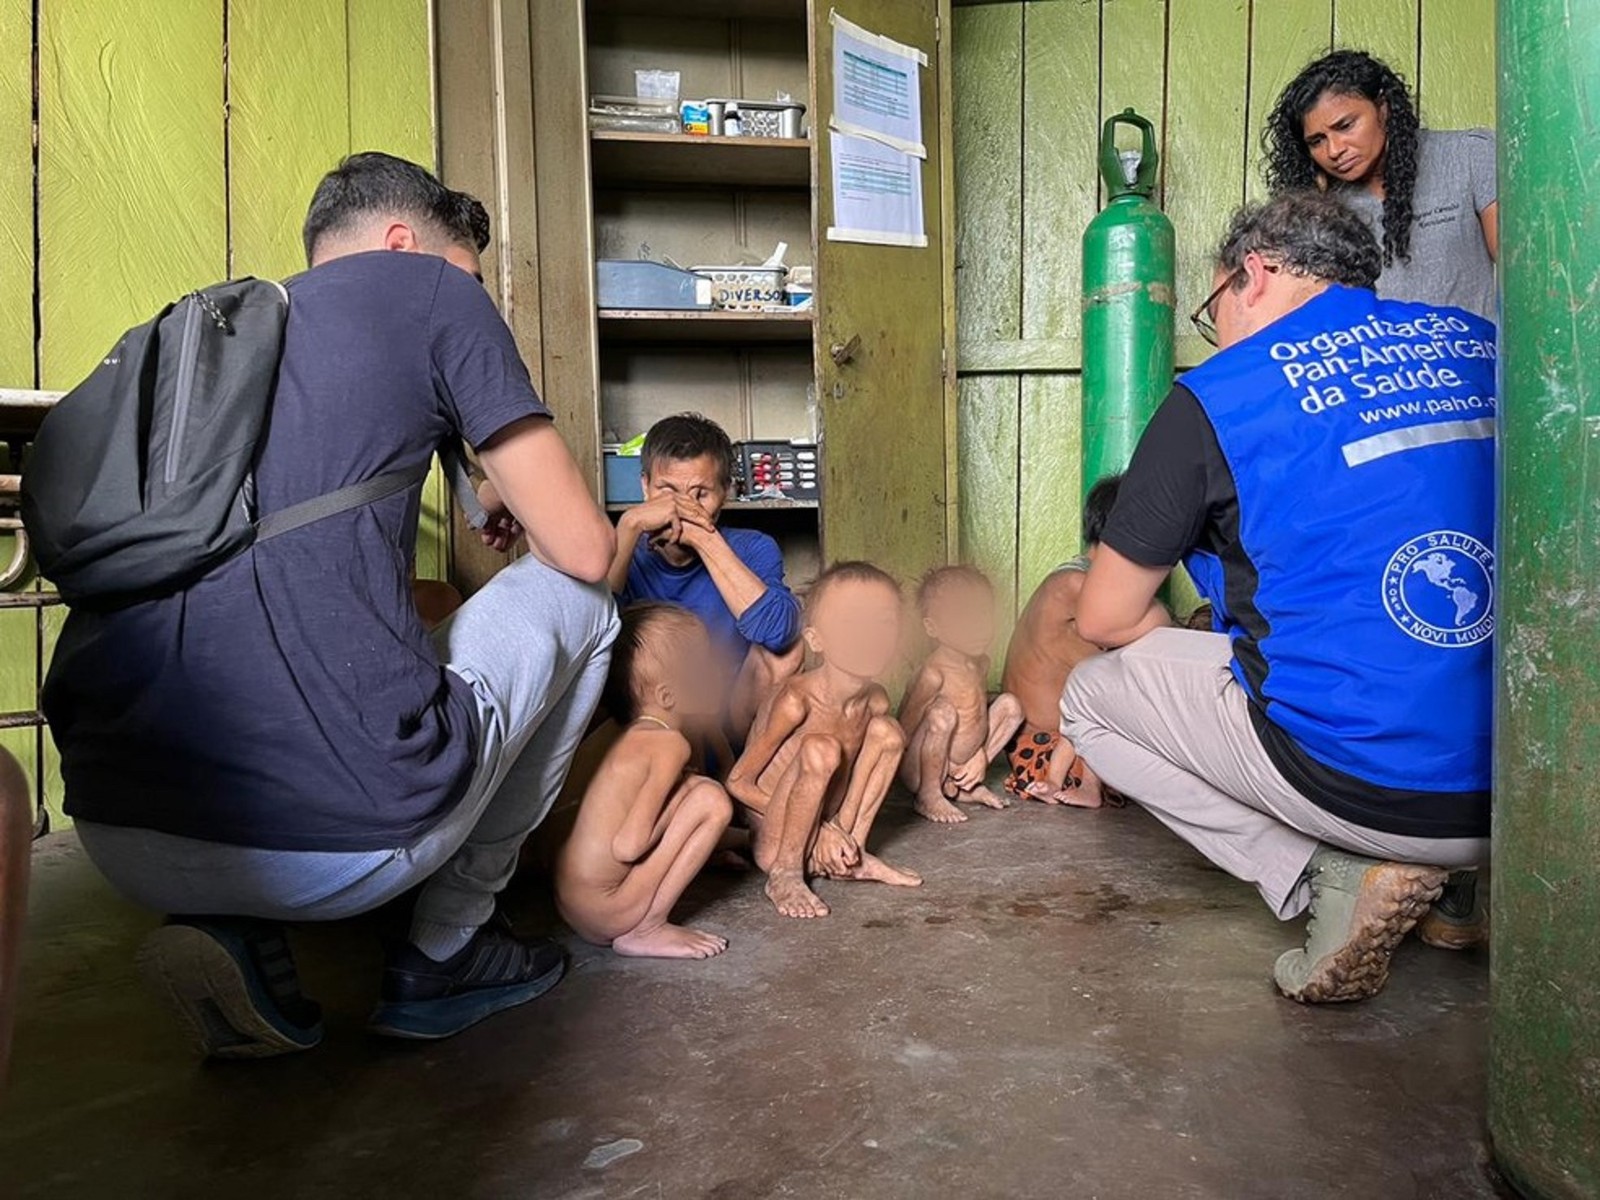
[
  {"xmin": 598, "ymin": 308, "xmax": 814, "ymax": 343},
  {"xmin": 590, "ymin": 131, "xmax": 811, "ymax": 188},
  {"xmin": 606, "ymin": 498, "xmax": 819, "ymax": 513},
  {"xmin": 587, "ymin": 0, "xmax": 806, "ymax": 20}
]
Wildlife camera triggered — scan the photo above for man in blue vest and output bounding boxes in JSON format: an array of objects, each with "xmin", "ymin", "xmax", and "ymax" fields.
[{"xmin": 1063, "ymin": 191, "xmax": 1493, "ymax": 1003}]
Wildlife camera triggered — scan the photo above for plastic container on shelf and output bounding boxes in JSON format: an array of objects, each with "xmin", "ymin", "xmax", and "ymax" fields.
[
  {"xmin": 691, "ymin": 264, "xmax": 787, "ymax": 311},
  {"xmin": 603, "ymin": 446, "xmax": 645, "ymax": 504},
  {"xmin": 588, "ymin": 95, "xmax": 680, "ymax": 134},
  {"xmin": 634, "ymin": 69, "xmax": 680, "ymax": 102},
  {"xmin": 597, "ymin": 261, "xmax": 712, "ymax": 310},
  {"xmin": 708, "ymin": 98, "xmax": 806, "ymax": 139}
]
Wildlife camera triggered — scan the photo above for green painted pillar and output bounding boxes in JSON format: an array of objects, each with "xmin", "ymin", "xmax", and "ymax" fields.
[{"xmin": 1490, "ymin": 2, "xmax": 1600, "ymax": 1196}]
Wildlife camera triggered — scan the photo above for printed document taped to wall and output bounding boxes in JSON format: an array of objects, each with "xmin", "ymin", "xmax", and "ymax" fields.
[
  {"xmin": 827, "ymin": 131, "xmax": 927, "ymax": 248},
  {"xmin": 829, "ymin": 9, "xmax": 926, "ymax": 158}
]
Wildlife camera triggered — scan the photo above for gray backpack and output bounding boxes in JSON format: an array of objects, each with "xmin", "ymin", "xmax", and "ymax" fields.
[{"xmin": 23, "ymin": 278, "xmax": 466, "ymax": 608}]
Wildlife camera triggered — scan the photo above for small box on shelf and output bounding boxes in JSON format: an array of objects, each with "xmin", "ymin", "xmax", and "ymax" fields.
[{"xmin": 603, "ymin": 448, "xmax": 645, "ymax": 504}]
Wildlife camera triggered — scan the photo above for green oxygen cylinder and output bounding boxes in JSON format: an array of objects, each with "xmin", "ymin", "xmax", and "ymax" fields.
[{"xmin": 1080, "ymin": 108, "xmax": 1176, "ymax": 503}]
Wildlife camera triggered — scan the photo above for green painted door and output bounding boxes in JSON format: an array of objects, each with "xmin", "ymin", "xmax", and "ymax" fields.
[{"xmin": 813, "ymin": 0, "xmax": 951, "ymax": 584}]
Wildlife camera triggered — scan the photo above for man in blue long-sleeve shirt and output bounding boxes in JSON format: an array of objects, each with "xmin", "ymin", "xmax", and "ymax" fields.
[{"xmin": 607, "ymin": 414, "xmax": 803, "ymax": 735}]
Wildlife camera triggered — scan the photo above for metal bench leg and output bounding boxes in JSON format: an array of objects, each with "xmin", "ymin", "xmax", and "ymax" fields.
[{"xmin": 0, "ymin": 746, "xmax": 28, "ymax": 1092}]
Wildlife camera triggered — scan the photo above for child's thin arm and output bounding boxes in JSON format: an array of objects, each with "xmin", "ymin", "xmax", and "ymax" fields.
[
  {"xmin": 726, "ymin": 689, "xmax": 808, "ymax": 811},
  {"xmin": 610, "ymin": 734, "xmax": 693, "ymax": 864},
  {"xmin": 896, "ymin": 664, "xmax": 944, "ymax": 732}
]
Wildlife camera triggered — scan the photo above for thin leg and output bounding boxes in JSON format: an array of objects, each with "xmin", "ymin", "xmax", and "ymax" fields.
[
  {"xmin": 605, "ymin": 779, "xmax": 733, "ymax": 959},
  {"xmin": 950, "ymin": 693, "xmax": 1023, "ymax": 811},
  {"xmin": 1026, "ymin": 736, "xmax": 1102, "ymax": 808},
  {"xmin": 831, "ymin": 717, "xmax": 921, "ymax": 887},
  {"xmin": 981, "ymin": 693, "xmax": 1026, "ymax": 761},
  {"xmin": 0, "ymin": 747, "xmax": 30, "ymax": 1092},
  {"xmin": 750, "ymin": 734, "xmax": 841, "ymax": 918},
  {"xmin": 901, "ymin": 698, "xmax": 965, "ymax": 824}
]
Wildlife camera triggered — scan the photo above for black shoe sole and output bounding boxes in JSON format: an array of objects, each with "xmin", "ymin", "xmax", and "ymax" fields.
[{"xmin": 137, "ymin": 925, "xmax": 322, "ymax": 1059}]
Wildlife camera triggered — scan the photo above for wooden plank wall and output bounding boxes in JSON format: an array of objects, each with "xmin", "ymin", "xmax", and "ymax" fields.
[
  {"xmin": 2, "ymin": 0, "xmax": 437, "ymax": 825},
  {"xmin": 952, "ymin": 0, "xmax": 1496, "ymax": 648}
]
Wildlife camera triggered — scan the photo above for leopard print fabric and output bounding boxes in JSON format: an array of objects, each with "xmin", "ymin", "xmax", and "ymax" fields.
[{"xmin": 1004, "ymin": 724, "xmax": 1060, "ymax": 796}]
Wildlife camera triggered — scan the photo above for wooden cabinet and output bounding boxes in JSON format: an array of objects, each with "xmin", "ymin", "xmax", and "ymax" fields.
[{"xmin": 438, "ymin": 0, "xmax": 956, "ymax": 592}]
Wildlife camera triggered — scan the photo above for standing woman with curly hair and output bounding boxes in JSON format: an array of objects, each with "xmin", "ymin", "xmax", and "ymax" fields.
[{"xmin": 1263, "ymin": 49, "xmax": 1498, "ymax": 321}]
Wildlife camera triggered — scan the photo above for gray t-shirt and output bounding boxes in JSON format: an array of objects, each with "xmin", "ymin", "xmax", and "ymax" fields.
[{"xmin": 1335, "ymin": 128, "xmax": 1498, "ymax": 321}]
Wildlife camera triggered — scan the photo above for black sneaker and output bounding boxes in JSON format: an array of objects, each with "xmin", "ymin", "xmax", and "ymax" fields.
[
  {"xmin": 137, "ymin": 918, "xmax": 324, "ymax": 1059},
  {"xmin": 368, "ymin": 917, "xmax": 567, "ymax": 1041}
]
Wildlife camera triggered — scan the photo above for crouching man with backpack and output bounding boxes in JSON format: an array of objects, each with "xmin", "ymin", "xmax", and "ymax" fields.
[{"xmin": 32, "ymin": 154, "xmax": 619, "ymax": 1056}]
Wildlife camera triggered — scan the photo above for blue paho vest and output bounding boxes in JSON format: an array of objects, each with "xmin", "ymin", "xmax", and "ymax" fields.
[{"xmin": 1181, "ymin": 285, "xmax": 1496, "ymax": 809}]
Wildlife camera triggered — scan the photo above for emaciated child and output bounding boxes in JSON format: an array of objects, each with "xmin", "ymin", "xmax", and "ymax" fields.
[
  {"xmin": 897, "ymin": 566, "xmax": 1024, "ymax": 823},
  {"xmin": 1001, "ymin": 476, "xmax": 1168, "ymax": 806},
  {"xmin": 556, "ymin": 604, "xmax": 733, "ymax": 959},
  {"xmin": 727, "ymin": 562, "xmax": 921, "ymax": 919}
]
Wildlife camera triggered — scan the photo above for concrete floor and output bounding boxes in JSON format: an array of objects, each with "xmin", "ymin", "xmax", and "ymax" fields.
[{"xmin": 3, "ymin": 797, "xmax": 1501, "ymax": 1200}]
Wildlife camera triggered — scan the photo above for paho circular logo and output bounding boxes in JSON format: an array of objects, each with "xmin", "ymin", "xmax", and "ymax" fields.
[{"xmin": 1381, "ymin": 531, "xmax": 1495, "ymax": 648}]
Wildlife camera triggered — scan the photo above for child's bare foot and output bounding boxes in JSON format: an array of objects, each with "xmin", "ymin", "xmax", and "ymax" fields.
[
  {"xmin": 914, "ymin": 791, "xmax": 968, "ymax": 823},
  {"xmin": 956, "ymin": 785, "xmax": 1009, "ymax": 810},
  {"xmin": 1066, "ymin": 761, "xmax": 1105, "ymax": 809},
  {"xmin": 612, "ymin": 924, "xmax": 729, "ymax": 959},
  {"xmin": 766, "ymin": 869, "xmax": 829, "ymax": 918},
  {"xmin": 839, "ymin": 852, "xmax": 922, "ymax": 887},
  {"xmin": 1022, "ymin": 780, "xmax": 1070, "ymax": 805}
]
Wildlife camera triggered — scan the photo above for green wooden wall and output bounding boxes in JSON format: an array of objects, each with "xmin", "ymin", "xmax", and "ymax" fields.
[
  {"xmin": 952, "ymin": 0, "xmax": 1497, "ymax": 633},
  {"xmin": 1, "ymin": 1, "xmax": 437, "ymax": 826}
]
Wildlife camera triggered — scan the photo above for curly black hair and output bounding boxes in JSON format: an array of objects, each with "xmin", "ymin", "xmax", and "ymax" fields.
[{"xmin": 1261, "ymin": 49, "xmax": 1420, "ymax": 267}]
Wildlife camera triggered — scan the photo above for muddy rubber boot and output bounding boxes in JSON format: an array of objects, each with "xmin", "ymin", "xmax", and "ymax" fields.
[
  {"xmin": 1274, "ymin": 847, "xmax": 1448, "ymax": 1004},
  {"xmin": 1416, "ymin": 870, "xmax": 1487, "ymax": 950}
]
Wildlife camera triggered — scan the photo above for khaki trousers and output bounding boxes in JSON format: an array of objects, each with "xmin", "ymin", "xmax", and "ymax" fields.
[{"xmin": 1059, "ymin": 628, "xmax": 1487, "ymax": 918}]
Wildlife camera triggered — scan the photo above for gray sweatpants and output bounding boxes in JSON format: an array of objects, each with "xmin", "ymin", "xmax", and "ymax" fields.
[
  {"xmin": 1058, "ymin": 628, "xmax": 1486, "ymax": 919},
  {"xmin": 77, "ymin": 552, "xmax": 620, "ymax": 952}
]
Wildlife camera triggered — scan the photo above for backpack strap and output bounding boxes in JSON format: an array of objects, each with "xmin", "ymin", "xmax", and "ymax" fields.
[
  {"xmin": 255, "ymin": 462, "xmax": 431, "ymax": 543},
  {"xmin": 440, "ymin": 442, "xmax": 489, "ymax": 531}
]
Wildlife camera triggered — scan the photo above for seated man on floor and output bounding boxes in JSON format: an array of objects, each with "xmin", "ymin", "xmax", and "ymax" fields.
[
  {"xmin": 43, "ymin": 153, "xmax": 620, "ymax": 1056},
  {"xmin": 609, "ymin": 413, "xmax": 804, "ymax": 740},
  {"xmin": 1062, "ymin": 191, "xmax": 1494, "ymax": 1004}
]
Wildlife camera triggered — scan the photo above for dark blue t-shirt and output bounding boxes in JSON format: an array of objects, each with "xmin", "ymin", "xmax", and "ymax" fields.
[
  {"xmin": 43, "ymin": 251, "xmax": 550, "ymax": 851},
  {"xmin": 619, "ymin": 528, "xmax": 800, "ymax": 665}
]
